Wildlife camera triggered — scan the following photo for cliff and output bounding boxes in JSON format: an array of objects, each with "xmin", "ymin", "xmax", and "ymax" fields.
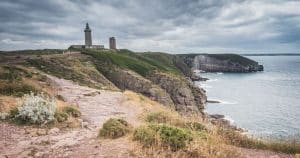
[
  {"xmin": 180, "ymin": 54, "xmax": 264, "ymax": 72},
  {"xmin": 0, "ymin": 50, "xmax": 263, "ymax": 114},
  {"xmin": 8, "ymin": 49, "xmax": 207, "ymax": 114}
]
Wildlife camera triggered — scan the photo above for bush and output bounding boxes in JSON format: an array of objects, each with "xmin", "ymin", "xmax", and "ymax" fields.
[
  {"xmin": 16, "ymin": 93, "xmax": 56, "ymax": 125},
  {"xmin": 133, "ymin": 124, "xmax": 193, "ymax": 151},
  {"xmin": 133, "ymin": 126, "xmax": 156, "ymax": 147},
  {"xmin": 99, "ymin": 118, "xmax": 130, "ymax": 139},
  {"xmin": 61, "ymin": 106, "xmax": 81, "ymax": 117},
  {"xmin": 152, "ymin": 124, "xmax": 193, "ymax": 151},
  {"xmin": 54, "ymin": 111, "xmax": 68, "ymax": 122}
]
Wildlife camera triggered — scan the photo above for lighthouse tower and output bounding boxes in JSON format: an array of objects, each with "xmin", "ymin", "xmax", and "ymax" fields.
[{"xmin": 84, "ymin": 23, "xmax": 92, "ymax": 48}]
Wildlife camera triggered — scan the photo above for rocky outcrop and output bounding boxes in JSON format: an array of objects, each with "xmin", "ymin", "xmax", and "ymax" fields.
[
  {"xmin": 179, "ymin": 54, "xmax": 264, "ymax": 73},
  {"xmin": 100, "ymin": 68, "xmax": 175, "ymax": 108},
  {"xmin": 148, "ymin": 72, "xmax": 206, "ymax": 113}
]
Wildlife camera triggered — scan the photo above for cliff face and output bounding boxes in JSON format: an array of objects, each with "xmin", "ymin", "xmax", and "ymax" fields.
[
  {"xmin": 148, "ymin": 72, "xmax": 206, "ymax": 113},
  {"xmin": 180, "ymin": 54, "xmax": 264, "ymax": 72},
  {"xmin": 79, "ymin": 49, "xmax": 207, "ymax": 114}
]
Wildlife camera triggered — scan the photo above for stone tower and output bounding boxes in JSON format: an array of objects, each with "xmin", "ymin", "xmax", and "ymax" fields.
[
  {"xmin": 84, "ymin": 23, "xmax": 92, "ymax": 47},
  {"xmin": 109, "ymin": 37, "xmax": 116, "ymax": 49}
]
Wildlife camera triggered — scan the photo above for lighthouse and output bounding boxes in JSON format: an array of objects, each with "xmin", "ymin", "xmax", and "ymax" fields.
[{"xmin": 84, "ymin": 23, "xmax": 92, "ymax": 48}]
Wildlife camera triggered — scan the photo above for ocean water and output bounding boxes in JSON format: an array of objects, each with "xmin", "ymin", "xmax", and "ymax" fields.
[{"xmin": 195, "ymin": 56, "xmax": 300, "ymax": 138}]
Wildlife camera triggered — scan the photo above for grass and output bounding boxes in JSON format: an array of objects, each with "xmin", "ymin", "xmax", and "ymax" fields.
[
  {"xmin": 133, "ymin": 110, "xmax": 300, "ymax": 157},
  {"xmin": 61, "ymin": 106, "xmax": 81, "ymax": 118},
  {"xmin": 0, "ymin": 66, "xmax": 39, "ymax": 97},
  {"xmin": 206, "ymin": 54, "xmax": 258, "ymax": 66},
  {"xmin": 134, "ymin": 124, "xmax": 193, "ymax": 151},
  {"xmin": 218, "ymin": 127, "xmax": 300, "ymax": 154},
  {"xmin": 179, "ymin": 53, "xmax": 258, "ymax": 67},
  {"xmin": 80, "ymin": 49, "xmax": 186, "ymax": 77},
  {"xmin": 0, "ymin": 81, "xmax": 38, "ymax": 97},
  {"xmin": 0, "ymin": 49, "xmax": 64, "ymax": 56},
  {"xmin": 26, "ymin": 55, "xmax": 117, "ymax": 90},
  {"xmin": 99, "ymin": 118, "xmax": 131, "ymax": 139},
  {"xmin": 132, "ymin": 111, "xmax": 227, "ymax": 156},
  {"xmin": 82, "ymin": 49, "xmax": 156, "ymax": 77},
  {"xmin": 152, "ymin": 124, "xmax": 193, "ymax": 151}
]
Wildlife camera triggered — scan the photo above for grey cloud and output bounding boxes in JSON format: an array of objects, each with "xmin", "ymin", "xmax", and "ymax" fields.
[{"xmin": 0, "ymin": 0, "xmax": 300, "ymax": 53}]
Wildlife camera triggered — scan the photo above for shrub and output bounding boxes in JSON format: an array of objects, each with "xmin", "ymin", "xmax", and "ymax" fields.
[
  {"xmin": 133, "ymin": 124, "xmax": 193, "ymax": 151},
  {"xmin": 152, "ymin": 124, "xmax": 193, "ymax": 151},
  {"xmin": 133, "ymin": 126, "xmax": 156, "ymax": 147},
  {"xmin": 16, "ymin": 93, "xmax": 56, "ymax": 125},
  {"xmin": 61, "ymin": 106, "xmax": 81, "ymax": 117},
  {"xmin": 99, "ymin": 118, "xmax": 130, "ymax": 139},
  {"xmin": 54, "ymin": 111, "xmax": 68, "ymax": 122}
]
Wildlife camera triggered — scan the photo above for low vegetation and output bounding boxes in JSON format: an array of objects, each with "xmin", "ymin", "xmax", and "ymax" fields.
[
  {"xmin": 131, "ymin": 110, "xmax": 300, "ymax": 157},
  {"xmin": 0, "ymin": 66, "xmax": 38, "ymax": 96},
  {"xmin": 26, "ymin": 54, "xmax": 117, "ymax": 90},
  {"xmin": 218, "ymin": 127, "xmax": 300, "ymax": 154},
  {"xmin": 98, "ymin": 118, "xmax": 131, "ymax": 139},
  {"xmin": 12, "ymin": 93, "xmax": 56, "ymax": 125},
  {"xmin": 2, "ymin": 92, "xmax": 81, "ymax": 126},
  {"xmin": 80, "ymin": 49, "xmax": 185, "ymax": 77},
  {"xmin": 134, "ymin": 124, "xmax": 193, "ymax": 151}
]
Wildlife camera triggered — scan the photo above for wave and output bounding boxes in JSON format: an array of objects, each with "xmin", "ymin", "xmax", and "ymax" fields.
[
  {"xmin": 208, "ymin": 99, "xmax": 237, "ymax": 105},
  {"xmin": 200, "ymin": 84, "xmax": 212, "ymax": 89},
  {"xmin": 221, "ymin": 100, "xmax": 238, "ymax": 105},
  {"xmin": 216, "ymin": 72, "xmax": 223, "ymax": 75},
  {"xmin": 207, "ymin": 79, "xmax": 218, "ymax": 82}
]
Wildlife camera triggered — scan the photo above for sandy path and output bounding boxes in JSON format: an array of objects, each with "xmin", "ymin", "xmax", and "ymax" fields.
[{"xmin": 1, "ymin": 75, "xmax": 139, "ymax": 158}]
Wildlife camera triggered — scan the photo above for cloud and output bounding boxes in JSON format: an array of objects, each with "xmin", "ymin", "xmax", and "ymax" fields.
[{"xmin": 0, "ymin": 0, "xmax": 300, "ymax": 53}]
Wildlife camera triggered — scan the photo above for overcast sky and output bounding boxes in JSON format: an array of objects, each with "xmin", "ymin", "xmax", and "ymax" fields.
[{"xmin": 1, "ymin": 0, "xmax": 300, "ymax": 53}]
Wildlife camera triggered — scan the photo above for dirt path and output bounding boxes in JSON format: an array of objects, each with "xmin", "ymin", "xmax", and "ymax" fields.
[{"xmin": 0, "ymin": 75, "xmax": 140, "ymax": 158}]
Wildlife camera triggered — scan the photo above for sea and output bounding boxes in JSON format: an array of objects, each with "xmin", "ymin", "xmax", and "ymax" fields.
[{"xmin": 195, "ymin": 56, "xmax": 300, "ymax": 139}]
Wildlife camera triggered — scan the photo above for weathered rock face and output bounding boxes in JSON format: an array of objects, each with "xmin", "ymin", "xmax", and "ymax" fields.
[
  {"xmin": 179, "ymin": 54, "xmax": 264, "ymax": 73},
  {"xmin": 193, "ymin": 55, "xmax": 264, "ymax": 72},
  {"xmin": 148, "ymin": 72, "xmax": 206, "ymax": 113},
  {"xmin": 101, "ymin": 68, "xmax": 175, "ymax": 108}
]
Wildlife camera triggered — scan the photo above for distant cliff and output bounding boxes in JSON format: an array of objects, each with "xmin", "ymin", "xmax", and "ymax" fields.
[{"xmin": 179, "ymin": 54, "xmax": 264, "ymax": 72}]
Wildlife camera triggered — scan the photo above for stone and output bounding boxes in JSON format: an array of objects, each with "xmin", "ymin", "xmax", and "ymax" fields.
[
  {"xmin": 37, "ymin": 129, "xmax": 47, "ymax": 136},
  {"xmin": 209, "ymin": 114, "xmax": 225, "ymax": 119},
  {"xmin": 25, "ymin": 128, "xmax": 38, "ymax": 137},
  {"xmin": 81, "ymin": 121, "xmax": 88, "ymax": 128},
  {"xmin": 207, "ymin": 100, "xmax": 221, "ymax": 103},
  {"xmin": 48, "ymin": 127, "xmax": 60, "ymax": 135}
]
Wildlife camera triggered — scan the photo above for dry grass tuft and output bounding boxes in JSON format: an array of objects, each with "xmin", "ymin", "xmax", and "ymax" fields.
[{"xmin": 99, "ymin": 118, "xmax": 131, "ymax": 139}]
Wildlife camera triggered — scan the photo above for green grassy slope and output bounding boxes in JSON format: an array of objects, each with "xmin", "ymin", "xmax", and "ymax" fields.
[{"xmin": 80, "ymin": 49, "xmax": 184, "ymax": 77}]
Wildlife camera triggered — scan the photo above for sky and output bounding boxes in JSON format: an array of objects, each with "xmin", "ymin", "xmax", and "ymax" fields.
[{"xmin": 0, "ymin": 0, "xmax": 300, "ymax": 54}]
